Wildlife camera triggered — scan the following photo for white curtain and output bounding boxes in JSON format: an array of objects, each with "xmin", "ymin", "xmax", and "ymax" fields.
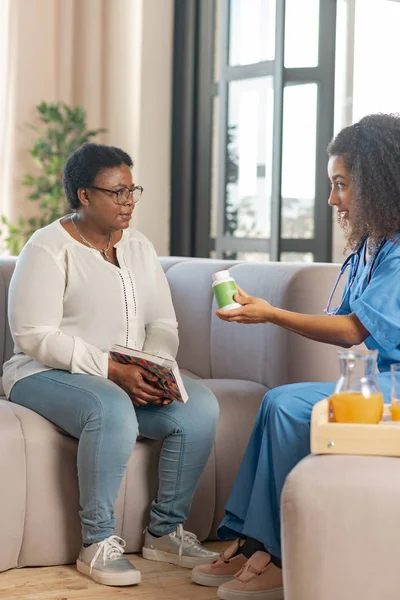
[
  {"xmin": 0, "ymin": 0, "xmax": 10, "ymax": 219},
  {"xmin": 0, "ymin": 0, "xmax": 111, "ymax": 226},
  {"xmin": 0, "ymin": 0, "xmax": 9, "ymax": 132},
  {"xmin": 0, "ymin": 0, "xmax": 173, "ymax": 255}
]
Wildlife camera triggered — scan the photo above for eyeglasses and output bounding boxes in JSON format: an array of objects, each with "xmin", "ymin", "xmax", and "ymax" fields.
[{"xmin": 90, "ymin": 185, "xmax": 144, "ymax": 205}]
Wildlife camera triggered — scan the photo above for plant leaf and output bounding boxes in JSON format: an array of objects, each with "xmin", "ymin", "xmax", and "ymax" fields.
[{"xmin": 7, "ymin": 101, "xmax": 104, "ymax": 254}]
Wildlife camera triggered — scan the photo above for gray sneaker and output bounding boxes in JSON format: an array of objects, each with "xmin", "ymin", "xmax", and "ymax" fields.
[
  {"xmin": 142, "ymin": 524, "xmax": 219, "ymax": 568},
  {"xmin": 76, "ymin": 535, "xmax": 141, "ymax": 586}
]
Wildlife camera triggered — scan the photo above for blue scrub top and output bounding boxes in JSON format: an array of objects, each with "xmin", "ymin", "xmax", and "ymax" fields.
[{"xmin": 336, "ymin": 235, "xmax": 400, "ymax": 372}]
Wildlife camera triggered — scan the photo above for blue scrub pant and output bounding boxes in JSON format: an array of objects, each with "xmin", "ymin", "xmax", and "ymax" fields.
[
  {"xmin": 10, "ymin": 370, "xmax": 219, "ymax": 545},
  {"xmin": 217, "ymin": 372, "xmax": 391, "ymax": 560}
]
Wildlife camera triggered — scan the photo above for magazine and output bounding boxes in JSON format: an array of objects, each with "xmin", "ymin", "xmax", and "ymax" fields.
[{"xmin": 109, "ymin": 345, "xmax": 188, "ymax": 403}]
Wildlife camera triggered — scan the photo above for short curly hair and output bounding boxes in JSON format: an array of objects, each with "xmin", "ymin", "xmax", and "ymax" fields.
[
  {"xmin": 327, "ymin": 113, "xmax": 400, "ymax": 251},
  {"xmin": 63, "ymin": 143, "xmax": 133, "ymax": 210}
]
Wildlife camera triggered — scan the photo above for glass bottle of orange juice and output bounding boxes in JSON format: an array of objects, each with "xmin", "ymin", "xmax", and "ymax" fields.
[{"xmin": 330, "ymin": 350, "xmax": 384, "ymax": 424}]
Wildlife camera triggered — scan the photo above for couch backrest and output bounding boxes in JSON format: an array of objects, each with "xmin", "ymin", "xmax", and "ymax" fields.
[
  {"xmin": 161, "ymin": 258, "xmax": 240, "ymax": 379},
  {"xmin": 161, "ymin": 257, "xmax": 345, "ymax": 388},
  {"xmin": 0, "ymin": 255, "xmax": 344, "ymax": 390},
  {"xmin": 0, "ymin": 257, "xmax": 17, "ymax": 376}
]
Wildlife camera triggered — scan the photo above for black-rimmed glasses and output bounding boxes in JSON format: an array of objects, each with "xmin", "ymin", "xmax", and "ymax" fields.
[{"xmin": 91, "ymin": 185, "xmax": 144, "ymax": 205}]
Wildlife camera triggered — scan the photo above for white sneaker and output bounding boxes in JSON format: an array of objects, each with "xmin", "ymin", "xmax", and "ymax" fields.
[
  {"xmin": 142, "ymin": 524, "xmax": 219, "ymax": 569},
  {"xmin": 76, "ymin": 535, "xmax": 141, "ymax": 586}
]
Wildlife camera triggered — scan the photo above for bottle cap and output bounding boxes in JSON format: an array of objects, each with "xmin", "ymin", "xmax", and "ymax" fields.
[{"xmin": 212, "ymin": 270, "xmax": 231, "ymax": 282}]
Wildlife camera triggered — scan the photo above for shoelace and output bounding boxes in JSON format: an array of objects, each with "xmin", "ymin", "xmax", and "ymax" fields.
[
  {"xmin": 172, "ymin": 524, "xmax": 202, "ymax": 558},
  {"xmin": 89, "ymin": 535, "xmax": 126, "ymax": 573}
]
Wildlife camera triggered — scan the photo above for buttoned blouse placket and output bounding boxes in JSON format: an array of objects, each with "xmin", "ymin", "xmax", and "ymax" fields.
[{"xmin": 114, "ymin": 248, "xmax": 137, "ymax": 348}]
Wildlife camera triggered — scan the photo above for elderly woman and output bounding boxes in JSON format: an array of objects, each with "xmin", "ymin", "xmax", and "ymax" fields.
[{"xmin": 2, "ymin": 143, "xmax": 219, "ymax": 587}]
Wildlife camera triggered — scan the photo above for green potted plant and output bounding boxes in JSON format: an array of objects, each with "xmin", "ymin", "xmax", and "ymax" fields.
[{"xmin": 1, "ymin": 102, "xmax": 105, "ymax": 255}]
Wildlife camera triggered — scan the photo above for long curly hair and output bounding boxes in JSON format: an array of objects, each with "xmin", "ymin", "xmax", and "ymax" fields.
[{"xmin": 327, "ymin": 113, "xmax": 400, "ymax": 251}]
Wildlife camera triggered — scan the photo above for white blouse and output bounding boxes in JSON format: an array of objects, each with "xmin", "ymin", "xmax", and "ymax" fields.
[{"xmin": 2, "ymin": 218, "xmax": 179, "ymax": 398}]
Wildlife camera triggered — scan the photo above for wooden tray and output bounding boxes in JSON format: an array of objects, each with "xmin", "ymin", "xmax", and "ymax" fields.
[{"xmin": 311, "ymin": 399, "xmax": 400, "ymax": 457}]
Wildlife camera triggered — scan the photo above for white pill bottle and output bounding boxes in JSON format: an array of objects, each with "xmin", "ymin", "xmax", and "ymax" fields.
[{"xmin": 212, "ymin": 270, "xmax": 241, "ymax": 311}]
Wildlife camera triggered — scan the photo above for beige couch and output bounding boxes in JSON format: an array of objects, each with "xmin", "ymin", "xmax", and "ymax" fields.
[
  {"xmin": 282, "ymin": 457, "xmax": 400, "ymax": 600},
  {"xmin": 2, "ymin": 254, "xmax": 394, "ymax": 599}
]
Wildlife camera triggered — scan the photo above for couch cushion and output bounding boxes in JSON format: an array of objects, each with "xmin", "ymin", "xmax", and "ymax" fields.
[{"xmin": 180, "ymin": 368, "xmax": 200, "ymax": 379}]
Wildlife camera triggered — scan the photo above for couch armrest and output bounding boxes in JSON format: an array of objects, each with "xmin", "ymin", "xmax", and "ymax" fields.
[
  {"xmin": 0, "ymin": 400, "xmax": 26, "ymax": 572},
  {"xmin": 7, "ymin": 403, "xmax": 82, "ymax": 567},
  {"xmin": 281, "ymin": 454, "xmax": 400, "ymax": 600}
]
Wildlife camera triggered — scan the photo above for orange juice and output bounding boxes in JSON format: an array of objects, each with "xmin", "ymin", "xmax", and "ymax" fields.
[
  {"xmin": 330, "ymin": 392, "xmax": 384, "ymax": 424},
  {"xmin": 391, "ymin": 400, "xmax": 400, "ymax": 421}
]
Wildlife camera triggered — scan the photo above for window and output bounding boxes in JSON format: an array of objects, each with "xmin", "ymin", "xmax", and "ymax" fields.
[
  {"xmin": 332, "ymin": 0, "xmax": 400, "ymax": 262},
  {"xmin": 335, "ymin": 0, "xmax": 400, "ymax": 131},
  {"xmin": 172, "ymin": 0, "xmax": 337, "ymax": 262}
]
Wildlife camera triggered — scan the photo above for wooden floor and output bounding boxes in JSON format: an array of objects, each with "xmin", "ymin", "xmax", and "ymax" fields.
[{"xmin": 0, "ymin": 542, "xmax": 228, "ymax": 600}]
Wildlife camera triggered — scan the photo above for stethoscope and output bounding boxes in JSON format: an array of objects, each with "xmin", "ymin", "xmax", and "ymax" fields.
[{"xmin": 324, "ymin": 236, "xmax": 387, "ymax": 315}]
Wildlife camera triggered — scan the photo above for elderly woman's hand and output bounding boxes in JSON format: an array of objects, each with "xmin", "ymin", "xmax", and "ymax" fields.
[
  {"xmin": 108, "ymin": 361, "xmax": 170, "ymax": 407},
  {"xmin": 215, "ymin": 286, "xmax": 275, "ymax": 324}
]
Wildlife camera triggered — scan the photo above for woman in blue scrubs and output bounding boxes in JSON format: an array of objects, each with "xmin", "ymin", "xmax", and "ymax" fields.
[{"xmin": 192, "ymin": 113, "xmax": 400, "ymax": 600}]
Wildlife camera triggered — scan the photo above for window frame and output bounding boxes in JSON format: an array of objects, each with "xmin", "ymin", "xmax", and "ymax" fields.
[{"xmin": 171, "ymin": 0, "xmax": 337, "ymax": 261}]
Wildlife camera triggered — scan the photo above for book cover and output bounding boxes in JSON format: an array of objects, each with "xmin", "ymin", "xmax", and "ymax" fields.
[{"xmin": 109, "ymin": 345, "xmax": 188, "ymax": 403}]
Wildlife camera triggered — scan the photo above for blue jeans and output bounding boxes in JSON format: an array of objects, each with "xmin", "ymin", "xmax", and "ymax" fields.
[
  {"xmin": 10, "ymin": 370, "xmax": 219, "ymax": 545},
  {"xmin": 217, "ymin": 372, "xmax": 391, "ymax": 560}
]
